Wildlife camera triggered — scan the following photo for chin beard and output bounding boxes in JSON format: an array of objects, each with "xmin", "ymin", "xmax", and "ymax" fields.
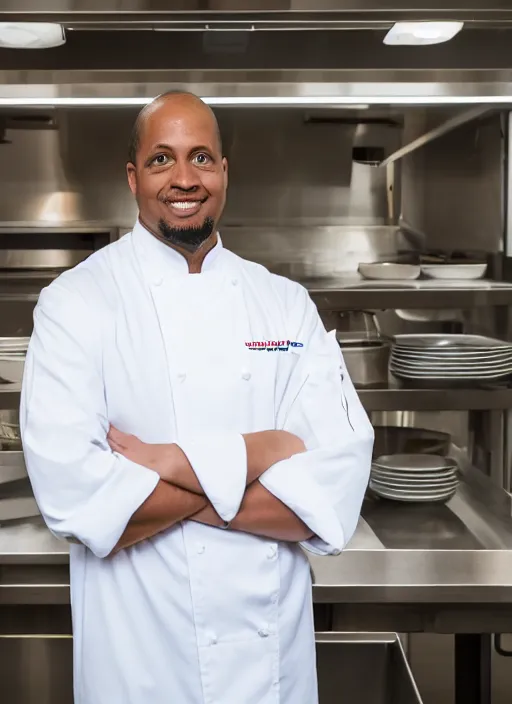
[{"xmin": 158, "ymin": 216, "xmax": 215, "ymax": 253}]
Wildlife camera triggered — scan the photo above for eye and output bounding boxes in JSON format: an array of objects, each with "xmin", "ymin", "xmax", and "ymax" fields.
[
  {"xmin": 193, "ymin": 152, "xmax": 212, "ymax": 166},
  {"xmin": 151, "ymin": 154, "xmax": 170, "ymax": 166}
]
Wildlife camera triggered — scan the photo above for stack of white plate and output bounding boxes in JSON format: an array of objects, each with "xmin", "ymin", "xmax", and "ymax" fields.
[
  {"xmin": 370, "ymin": 454, "xmax": 459, "ymax": 503},
  {"xmin": 390, "ymin": 334, "xmax": 512, "ymax": 387},
  {"xmin": 0, "ymin": 337, "xmax": 29, "ymax": 384}
]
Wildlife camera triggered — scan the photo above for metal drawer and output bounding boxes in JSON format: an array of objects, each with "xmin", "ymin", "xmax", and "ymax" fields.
[{"xmin": 316, "ymin": 632, "xmax": 423, "ymax": 704}]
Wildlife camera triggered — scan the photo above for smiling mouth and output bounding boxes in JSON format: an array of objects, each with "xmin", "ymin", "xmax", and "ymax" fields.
[{"xmin": 165, "ymin": 199, "xmax": 206, "ymax": 217}]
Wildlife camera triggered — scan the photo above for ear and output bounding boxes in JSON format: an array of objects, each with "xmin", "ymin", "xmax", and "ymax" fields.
[
  {"xmin": 222, "ymin": 157, "xmax": 228, "ymax": 190},
  {"xmin": 126, "ymin": 162, "xmax": 137, "ymax": 197}
]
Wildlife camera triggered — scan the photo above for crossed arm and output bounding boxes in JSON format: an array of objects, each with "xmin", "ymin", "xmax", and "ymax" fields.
[
  {"xmin": 108, "ymin": 427, "xmax": 314, "ymax": 553},
  {"xmin": 21, "ymin": 281, "xmax": 372, "ymax": 561}
]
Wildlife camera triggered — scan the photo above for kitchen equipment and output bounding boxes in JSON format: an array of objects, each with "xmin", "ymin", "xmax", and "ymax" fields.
[
  {"xmin": 316, "ymin": 633, "xmax": 423, "ymax": 704},
  {"xmin": 337, "ymin": 335, "xmax": 390, "ymax": 388},
  {"xmin": 390, "ymin": 334, "xmax": 512, "ymax": 387},
  {"xmin": 337, "ymin": 310, "xmax": 379, "ymax": 336},
  {"xmin": 370, "ymin": 453, "xmax": 459, "ymax": 503},
  {"xmin": 0, "ymin": 410, "xmax": 21, "ymax": 450},
  {"xmin": 421, "ymin": 263, "xmax": 487, "ymax": 280},
  {"xmin": 373, "ymin": 426, "xmax": 450, "ymax": 458},
  {"xmin": 358, "ymin": 261, "xmax": 421, "ymax": 281}
]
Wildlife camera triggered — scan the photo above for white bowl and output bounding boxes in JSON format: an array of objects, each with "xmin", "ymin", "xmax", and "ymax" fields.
[
  {"xmin": 358, "ymin": 262, "xmax": 421, "ymax": 281},
  {"xmin": 421, "ymin": 263, "xmax": 487, "ymax": 280}
]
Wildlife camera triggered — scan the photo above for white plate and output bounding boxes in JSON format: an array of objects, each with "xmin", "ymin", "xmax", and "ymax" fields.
[
  {"xmin": 371, "ymin": 467, "xmax": 458, "ymax": 481},
  {"xmin": 373, "ymin": 454, "xmax": 456, "ymax": 471},
  {"xmin": 391, "ymin": 345, "xmax": 512, "ymax": 362},
  {"xmin": 390, "ymin": 368, "xmax": 512, "ymax": 380},
  {"xmin": 358, "ymin": 262, "xmax": 421, "ymax": 281},
  {"xmin": 421, "ymin": 263, "xmax": 487, "ymax": 280},
  {"xmin": 393, "ymin": 334, "xmax": 512, "ymax": 350},
  {"xmin": 370, "ymin": 484, "xmax": 457, "ymax": 502},
  {"xmin": 390, "ymin": 356, "xmax": 512, "ymax": 371},
  {"xmin": 390, "ymin": 361, "xmax": 512, "ymax": 375},
  {"xmin": 370, "ymin": 475, "xmax": 459, "ymax": 490}
]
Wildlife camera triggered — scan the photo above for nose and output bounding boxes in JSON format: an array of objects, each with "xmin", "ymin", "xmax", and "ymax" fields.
[{"xmin": 169, "ymin": 157, "xmax": 199, "ymax": 192}]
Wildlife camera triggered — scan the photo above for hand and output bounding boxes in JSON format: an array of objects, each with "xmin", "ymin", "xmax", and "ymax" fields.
[
  {"xmin": 107, "ymin": 425, "xmax": 176, "ymax": 479},
  {"xmin": 189, "ymin": 503, "xmax": 225, "ymax": 528}
]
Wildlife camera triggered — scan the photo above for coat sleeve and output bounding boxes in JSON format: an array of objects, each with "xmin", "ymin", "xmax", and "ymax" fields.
[
  {"xmin": 259, "ymin": 288, "xmax": 374, "ymax": 555},
  {"xmin": 20, "ymin": 283, "xmax": 160, "ymax": 558},
  {"xmin": 175, "ymin": 433, "xmax": 247, "ymax": 523}
]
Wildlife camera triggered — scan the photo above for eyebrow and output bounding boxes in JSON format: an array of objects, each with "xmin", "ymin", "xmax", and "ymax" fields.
[{"xmin": 149, "ymin": 143, "xmax": 215, "ymax": 154}]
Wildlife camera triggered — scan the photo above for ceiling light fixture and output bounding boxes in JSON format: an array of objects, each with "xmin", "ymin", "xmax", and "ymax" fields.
[
  {"xmin": 0, "ymin": 95, "xmax": 508, "ymax": 108},
  {"xmin": 0, "ymin": 23, "xmax": 65, "ymax": 49},
  {"xmin": 384, "ymin": 21, "xmax": 464, "ymax": 46}
]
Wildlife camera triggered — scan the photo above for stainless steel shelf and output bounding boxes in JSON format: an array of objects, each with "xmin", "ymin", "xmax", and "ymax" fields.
[
  {"xmin": 0, "ymin": 293, "xmax": 39, "ymax": 302},
  {"xmin": 360, "ymin": 387, "xmax": 512, "ymax": 411},
  {"xmin": 302, "ymin": 278, "xmax": 512, "ymax": 310},
  {"xmin": 0, "ymin": 385, "xmax": 22, "ymax": 410},
  {"xmin": 2, "ymin": 383, "xmax": 511, "ymax": 412}
]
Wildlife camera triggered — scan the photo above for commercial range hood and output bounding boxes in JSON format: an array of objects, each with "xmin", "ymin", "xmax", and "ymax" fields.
[
  {"xmin": 1, "ymin": 1, "xmax": 512, "ymax": 26},
  {"xmin": 1, "ymin": 1, "xmax": 512, "ymax": 105}
]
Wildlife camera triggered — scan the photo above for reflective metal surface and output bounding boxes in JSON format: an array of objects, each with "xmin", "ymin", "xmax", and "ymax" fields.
[
  {"xmin": 0, "ymin": 636, "xmax": 73, "ymax": 704},
  {"xmin": 316, "ymin": 632, "xmax": 423, "ymax": 704},
  {"xmin": 0, "ymin": 0, "xmax": 511, "ymax": 24},
  {"xmin": 2, "ymin": 470, "xmax": 512, "ymax": 606}
]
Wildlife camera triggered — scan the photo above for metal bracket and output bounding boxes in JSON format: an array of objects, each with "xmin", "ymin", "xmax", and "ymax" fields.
[{"xmin": 379, "ymin": 106, "xmax": 494, "ymax": 167}]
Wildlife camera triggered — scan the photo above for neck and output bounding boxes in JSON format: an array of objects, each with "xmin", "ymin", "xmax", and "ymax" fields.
[{"xmin": 140, "ymin": 218, "xmax": 218, "ymax": 273}]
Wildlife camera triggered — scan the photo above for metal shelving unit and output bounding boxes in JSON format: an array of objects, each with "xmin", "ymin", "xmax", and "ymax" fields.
[
  {"xmin": 0, "ymin": 385, "xmax": 22, "ymax": 410},
  {"xmin": 303, "ymin": 279, "xmax": 512, "ymax": 310},
  {"xmin": 359, "ymin": 387, "xmax": 512, "ymax": 412}
]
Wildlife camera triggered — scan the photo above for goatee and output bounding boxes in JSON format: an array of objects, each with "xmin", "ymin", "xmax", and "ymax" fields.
[{"xmin": 158, "ymin": 217, "xmax": 215, "ymax": 253}]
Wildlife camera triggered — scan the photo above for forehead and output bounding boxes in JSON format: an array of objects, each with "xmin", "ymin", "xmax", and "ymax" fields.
[{"xmin": 139, "ymin": 102, "xmax": 219, "ymax": 153}]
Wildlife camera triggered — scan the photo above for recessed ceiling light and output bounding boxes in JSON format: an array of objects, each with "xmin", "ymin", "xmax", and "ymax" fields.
[
  {"xmin": 384, "ymin": 21, "xmax": 464, "ymax": 46},
  {"xmin": 0, "ymin": 23, "xmax": 65, "ymax": 49}
]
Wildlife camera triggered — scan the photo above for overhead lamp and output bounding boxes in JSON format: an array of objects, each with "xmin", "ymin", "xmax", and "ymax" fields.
[
  {"xmin": 384, "ymin": 21, "xmax": 464, "ymax": 46},
  {"xmin": 0, "ymin": 23, "xmax": 65, "ymax": 49}
]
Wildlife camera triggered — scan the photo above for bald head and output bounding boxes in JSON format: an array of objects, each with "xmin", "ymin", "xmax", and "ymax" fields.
[
  {"xmin": 126, "ymin": 88, "xmax": 228, "ymax": 254},
  {"xmin": 128, "ymin": 91, "xmax": 222, "ymax": 165}
]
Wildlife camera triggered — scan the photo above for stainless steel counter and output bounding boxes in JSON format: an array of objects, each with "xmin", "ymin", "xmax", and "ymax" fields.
[{"xmin": 2, "ymin": 467, "xmax": 512, "ymax": 616}]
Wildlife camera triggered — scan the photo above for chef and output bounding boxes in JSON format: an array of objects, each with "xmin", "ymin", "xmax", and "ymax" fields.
[{"xmin": 20, "ymin": 92, "xmax": 373, "ymax": 704}]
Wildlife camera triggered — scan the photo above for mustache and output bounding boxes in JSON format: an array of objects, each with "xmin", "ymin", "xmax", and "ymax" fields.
[{"xmin": 160, "ymin": 192, "xmax": 208, "ymax": 204}]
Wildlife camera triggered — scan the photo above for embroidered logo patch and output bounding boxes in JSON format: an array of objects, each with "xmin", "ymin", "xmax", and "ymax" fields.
[{"xmin": 245, "ymin": 340, "xmax": 304, "ymax": 352}]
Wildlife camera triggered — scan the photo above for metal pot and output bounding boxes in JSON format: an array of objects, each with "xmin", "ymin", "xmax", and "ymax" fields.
[{"xmin": 338, "ymin": 336, "xmax": 390, "ymax": 388}]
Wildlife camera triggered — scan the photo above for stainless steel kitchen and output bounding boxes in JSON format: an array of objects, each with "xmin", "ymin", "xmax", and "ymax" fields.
[{"xmin": 3, "ymin": 2, "xmax": 512, "ymax": 704}]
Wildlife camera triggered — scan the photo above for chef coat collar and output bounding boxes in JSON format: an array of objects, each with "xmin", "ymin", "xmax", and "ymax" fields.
[{"xmin": 132, "ymin": 219, "xmax": 225, "ymax": 280}]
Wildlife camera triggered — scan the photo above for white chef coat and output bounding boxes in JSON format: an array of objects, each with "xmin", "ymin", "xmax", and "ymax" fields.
[{"xmin": 20, "ymin": 220, "xmax": 373, "ymax": 704}]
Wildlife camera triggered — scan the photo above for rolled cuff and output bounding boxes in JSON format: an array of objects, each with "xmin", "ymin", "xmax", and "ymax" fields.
[
  {"xmin": 259, "ymin": 456, "xmax": 344, "ymax": 556},
  {"xmin": 57, "ymin": 454, "xmax": 160, "ymax": 559},
  {"xmin": 177, "ymin": 433, "xmax": 247, "ymax": 522}
]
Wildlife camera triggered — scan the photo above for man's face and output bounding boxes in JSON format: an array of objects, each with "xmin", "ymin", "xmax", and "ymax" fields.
[{"xmin": 127, "ymin": 100, "xmax": 228, "ymax": 252}]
